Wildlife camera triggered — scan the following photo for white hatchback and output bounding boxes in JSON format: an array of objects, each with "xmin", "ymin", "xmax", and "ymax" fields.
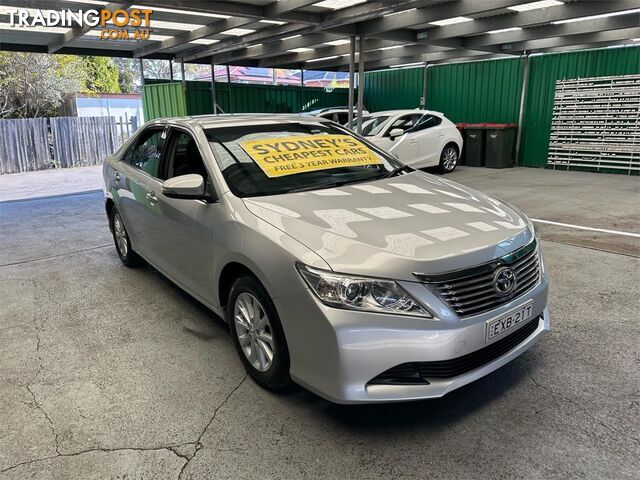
[{"xmin": 353, "ymin": 110, "xmax": 463, "ymax": 173}]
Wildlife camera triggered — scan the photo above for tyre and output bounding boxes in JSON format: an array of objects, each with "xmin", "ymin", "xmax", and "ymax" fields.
[
  {"xmin": 439, "ymin": 143, "xmax": 459, "ymax": 173},
  {"xmin": 228, "ymin": 276, "xmax": 291, "ymax": 390},
  {"xmin": 110, "ymin": 208, "xmax": 143, "ymax": 267}
]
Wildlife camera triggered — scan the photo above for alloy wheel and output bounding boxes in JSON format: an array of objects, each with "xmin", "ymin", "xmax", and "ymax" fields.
[
  {"xmin": 234, "ymin": 292, "xmax": 275, "ymax": 372},
  {"xmin": 113, "ymin": 212, "xmax": 129, "ymax": 257},
  {"xmin": 443, "ymin": 146, "xmax": 458, "ymax": 171}
]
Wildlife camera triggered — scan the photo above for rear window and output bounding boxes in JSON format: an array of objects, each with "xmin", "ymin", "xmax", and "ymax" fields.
[{"xmin": 206, "ymin": 122, "xmax": 401, "ymax": 198}]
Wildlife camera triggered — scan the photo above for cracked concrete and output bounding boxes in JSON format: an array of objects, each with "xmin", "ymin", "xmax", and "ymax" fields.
[{"xmin": 1, "ymin": 167, "xmax": 638, "ymax": 479}]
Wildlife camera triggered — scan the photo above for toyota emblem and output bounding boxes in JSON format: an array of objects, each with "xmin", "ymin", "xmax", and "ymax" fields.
[{"xmin": 493, "ymin": 267, "xmax": 517, "ymax": 296}]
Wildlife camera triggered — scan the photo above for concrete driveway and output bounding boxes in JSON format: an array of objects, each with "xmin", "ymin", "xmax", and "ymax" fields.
[{"xmin": 1, "ymin": 167, "xmax": 638, "ymax": 479}]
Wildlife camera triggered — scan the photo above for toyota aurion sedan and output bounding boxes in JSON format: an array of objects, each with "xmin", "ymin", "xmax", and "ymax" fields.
[
  {"xmin": 102, "ymin": 114, "xmax": 549, "ymax": 404},
  {"xmin": 351, "ymin": 110, "xmax": 463, "ymax": 173}
]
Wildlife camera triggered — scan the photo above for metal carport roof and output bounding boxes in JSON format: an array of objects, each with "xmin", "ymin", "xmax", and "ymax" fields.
[{"xmin": 0, "ymin": 0, "xmax": 638, "ymax": 70}]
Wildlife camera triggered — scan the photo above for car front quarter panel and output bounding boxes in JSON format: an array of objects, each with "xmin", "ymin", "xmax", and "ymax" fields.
[{"xmin": 213, "ymin": 194, "xmax": 330, "ymax": 309}]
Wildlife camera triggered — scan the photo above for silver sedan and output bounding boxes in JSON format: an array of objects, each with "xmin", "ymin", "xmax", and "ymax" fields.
[{"xmin": 102, "ymin": 114, "xmax": 549, "ymax": 403}]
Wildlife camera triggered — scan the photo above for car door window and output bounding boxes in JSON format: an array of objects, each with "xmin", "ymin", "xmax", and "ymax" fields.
[
  {"xmin": 384, "ymin": 115, "xmax": 417, "ymax": 136},
  {"xmin": 164, "ymin": 130, "xmax": 208, "ymax": 181},
  {"xmin": 408, "ymin": 114, "xmax": 442, "ymax": 133},
  {"xmin": 124, "ymin": 128, "xmax": 165, "ymax": 177}
]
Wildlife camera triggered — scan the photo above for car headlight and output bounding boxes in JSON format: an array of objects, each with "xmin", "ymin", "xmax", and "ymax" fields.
[{"xmin": 296, "ymin": 263, "xmax": 432, "ymax": 318}]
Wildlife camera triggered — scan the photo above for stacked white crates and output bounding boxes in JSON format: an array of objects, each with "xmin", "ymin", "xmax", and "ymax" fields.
[{"xmin": 547, "ymin": 74, "xmax": 640, "ymax": 174}]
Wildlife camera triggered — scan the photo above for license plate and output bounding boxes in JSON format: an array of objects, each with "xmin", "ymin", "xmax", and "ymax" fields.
[{"xmin": 486, "ymin": 301, "xmax": 534, "ymax": 342}]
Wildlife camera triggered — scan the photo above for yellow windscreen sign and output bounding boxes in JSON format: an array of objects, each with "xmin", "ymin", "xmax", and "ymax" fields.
[{"xmin": 240, "ymin": 134, "xmax": 382, "ymax": 178}]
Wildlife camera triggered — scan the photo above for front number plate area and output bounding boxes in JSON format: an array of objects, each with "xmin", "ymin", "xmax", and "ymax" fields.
[{"xmin": 486, "ymin": 300, "xmax": 534, "ymax": 342}]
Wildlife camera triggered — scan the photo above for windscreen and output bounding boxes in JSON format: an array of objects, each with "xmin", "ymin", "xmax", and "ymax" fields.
[
  {"xmin": 206, "ymin": 122, "xmax": 402, "ymax": 198},
  {"xmin": 359, "ymin": 116, "xmax": 391, "ymax": 136}
]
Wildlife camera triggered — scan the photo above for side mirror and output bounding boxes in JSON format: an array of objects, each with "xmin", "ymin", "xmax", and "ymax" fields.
[
  {"xmin": 388, "ymin": 128, "xmax": 404, "ymax": 139},
  {"xmin": 162, "ymin": 174, "xmax": 208, "ymax": 200}
]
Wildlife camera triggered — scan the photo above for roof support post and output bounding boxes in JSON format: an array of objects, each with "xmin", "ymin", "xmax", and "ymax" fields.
[
  {"xmin": 169, "ymin": 60, "xmax": 174, "ymax": 81},
  {"xmin": 139, "ymin": 59, "xmax": 145, "ymax": 86},
  {"xmin": 421, "ymin": 64, "xmax": 428, "ymax": 108},
  {"xmin": 356, "ymin": 35, "xmax": 365, "ymax": 134},
  {"xmin": 227, "ymin": 65, "xmax": 232, "ymax": 113},
  {"xmin": 514, "ymin": 53, "xmax": 530, "ymax": 166},
  {"xmin": 180, "ymin": 61, "xmax": 186, "ymax": 87},
  {"xmin": 300, "ymin": 69, "xmax": 305, "ymax": 110},
  {"xmin": 211, "ymin": 58, "xmax": 218, "ymax": 115},
  {"xmin": 347, "ymin": 35, "xmax": 356, "ymax": 128}
]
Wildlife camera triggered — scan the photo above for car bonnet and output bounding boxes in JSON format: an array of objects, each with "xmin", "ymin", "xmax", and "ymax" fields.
[{"xmin": 243, "ymin": 171, "xmax": 533, "ymax": 281}]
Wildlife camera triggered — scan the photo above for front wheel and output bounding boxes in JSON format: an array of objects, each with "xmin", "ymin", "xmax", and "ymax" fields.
[
  {"xmin": 439, "ymin": 144, "xmax": 459, "ymax": 173},
  {"xmin": 228, "ymin": 276, "xmax": 291, "ymax": 390},
  {"xmin": 110, "ymin": 208, "xmax": 143, "ymax": 267}
]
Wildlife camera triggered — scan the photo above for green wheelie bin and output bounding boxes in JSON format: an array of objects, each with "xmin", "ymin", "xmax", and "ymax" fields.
[
  {"xmin": 463, "ymin": 123, "xmax": 487, "ymax": 167},
  {"xmin": 484, "ymin": 123, "xmax": 517, "ymax": 168}
]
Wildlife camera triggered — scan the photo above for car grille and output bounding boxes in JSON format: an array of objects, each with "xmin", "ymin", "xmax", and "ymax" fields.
[
  {"xmin": 369, "ymin": 316, "xmax": 541, "ymax": 385},
  {"xmin": 416, "ymin": 240, "xmax": 541, "ymax": 318}
]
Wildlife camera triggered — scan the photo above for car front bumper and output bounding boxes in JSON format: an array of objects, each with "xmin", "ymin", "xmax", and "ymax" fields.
[{"xmin": 274, "ymin": 274, "xmax": 549, "ymax": 404}]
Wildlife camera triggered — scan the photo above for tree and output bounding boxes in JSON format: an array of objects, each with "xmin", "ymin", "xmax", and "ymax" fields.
[
  {"xmin": 0, "ymin": 52, "xmax": 84, "ymax": 118},
  {"xmin": 114, "ymin": 58, "xmax": 138, "ymax": 93},
  {"xmin": 82, "ymin": 56, "xmax": 121, "ymax": 93},
  {"xmin": 141, "ymin": 59, "xmax": 172, "ymax": 80}
]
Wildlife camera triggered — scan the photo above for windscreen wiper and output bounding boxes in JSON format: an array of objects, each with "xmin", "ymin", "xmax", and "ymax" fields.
[
  {"xmin": 288, "ymin": 176, "xmax": 373, "ymax": 193},
  {"xmin": 288, "ymin": 182, "xmax": 343, "ymax": 193},
  {"xmin": 380, "ymin": 164, "xmax": 413, "ymax": 179}
]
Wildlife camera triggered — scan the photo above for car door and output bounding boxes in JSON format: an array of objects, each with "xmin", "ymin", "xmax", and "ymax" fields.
[
  {"xmin": 150, "ymin": 126, "xmax": 217, "ymax": 303},
  {"xmin": 407, "ymin": 114, "xmax": 446, "ymax": 167},
  {"xmin": 385, "ymin": 114, "xmax": 422, "ymax": 160},
  {"xmin": 116, "ymin": 126, "xmax": 167, "ymax": 262}
]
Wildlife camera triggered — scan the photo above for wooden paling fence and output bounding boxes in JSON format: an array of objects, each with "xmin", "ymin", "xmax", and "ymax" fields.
[
  {"xmin": 0, "ymin": 116, "xmax": 129, "ymax": 175},
  {"xmin": 0, "ymin": 118, "xmax": 51, "ymax": 174}
]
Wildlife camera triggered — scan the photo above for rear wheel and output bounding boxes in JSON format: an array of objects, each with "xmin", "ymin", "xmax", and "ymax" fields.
[
  {"xmin": 228, "ymin": 276, "xmax": 291, "ymax": 390},
  {"xmin": 439, "ymin": 144, "xmax": 459, "ymax": 173},
  {"xmin": 110, "ymin": 208, "xmax": 143, "ymax": 267}
]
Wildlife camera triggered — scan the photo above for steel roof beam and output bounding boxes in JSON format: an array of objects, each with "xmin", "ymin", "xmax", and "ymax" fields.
[
  {"xmin": 132, "ymin": 0, "xmax": 322, "ymax": 25},
  {"xmin": 264, "ymin": 0, "xmax": 319, "ymax": 17},
  {"xmin": 180, "ymin": 23, "xmax": 316, "ymax": 62},
  {"xmin": 499, "ymin": 27, "xmax": 640, "ymax": 53},
  {"xmin": 464, "ymin": 13, "xmax": 640, "ymax": 49},
  {"xmin": 359, "ymin": 0, "xmax": 524, "ymax": 36},
  {"xmin": 540, "ymin": 41, "xmax": 639, "ymax": 54},
  {"xmin": 48, "ymin": 2, "xmax": 132, "ymax": 53},
  {"xmin": 341, "ymin": 49, "xmax": 512, "ymax": 71},
  {"xmin": 180, "ymin": 1, "xmax": 429, "ymax": 63},
  {"xmin": 204, "ymin": 33, "xmax": 344, "ymax": 65},
  {"xmin": 421, "ymin": 0, "xmax": 640, "ymax": 44},
  {"xmin": 0, "ymin": 41, "xmax": 173, "ymax": 59},
  {"xmin": 133, "ymin": 16, "xmax": 256, "ymax": 58},
  {"xmin": 257, "ymin": 39, "xmax": 394, "ymax": 67},
  {"xmin": 281, "ymin": 43, "xmax": 455, "ymax": 70}
]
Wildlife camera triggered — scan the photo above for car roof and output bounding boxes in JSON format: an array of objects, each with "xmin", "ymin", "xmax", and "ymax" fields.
[
  {"xmin": 146, "ymin": 114, "xmax": 334, "ymax": 130},
  {"xmin": 366, "ymin": 109, "xmax": 443, "ymax": 117}
]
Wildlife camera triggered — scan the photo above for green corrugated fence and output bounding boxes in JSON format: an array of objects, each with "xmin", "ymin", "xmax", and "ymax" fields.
[
  {"xmin": 425, "ymin": 58, "xmax": 524, "ymax": 124},
  {"xmin": 363, "ymin": 67, "xmax": 424, "ymax": 111},
  {"xmin": 142, "ymin": 80, "xmax": 349, "ymax": 121},
  {"xmin": 141, "ymin": 82, "xmax": 187, "ymax": 120}
]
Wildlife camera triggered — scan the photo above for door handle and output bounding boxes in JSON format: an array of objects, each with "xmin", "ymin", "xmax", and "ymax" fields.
[
  {"xmin": 437, "ymin": 132, "xmax": 445, "ymax": 137},
  {"xmin": 409, "ymin": 139, "xmax": 417, "ymax": 144},
  {"xmin": 145, "ymin": 192, "xmax": 158, "ymax": 205},
  {"xmin": 113, "ymin": 171, "xmax": 121, "ymax": 182}
]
